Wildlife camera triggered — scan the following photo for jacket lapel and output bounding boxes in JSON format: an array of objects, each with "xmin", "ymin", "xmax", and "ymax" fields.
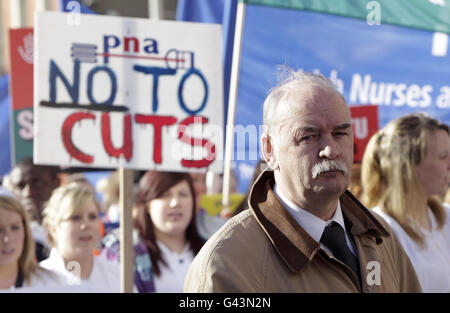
[{"xmin": 249, "ymin": 170, "xmax": 390, "ymax": 276}]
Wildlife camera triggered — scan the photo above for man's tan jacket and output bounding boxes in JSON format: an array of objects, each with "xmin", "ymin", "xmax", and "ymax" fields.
[{"xmin": 184, "ymin": 170, "xmax": 422, "ymax": 292}]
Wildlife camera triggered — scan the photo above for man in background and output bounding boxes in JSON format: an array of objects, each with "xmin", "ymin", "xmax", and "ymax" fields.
[{"xmin": 4, "ymin": 157, "xmax": 59, "ymax": 261}]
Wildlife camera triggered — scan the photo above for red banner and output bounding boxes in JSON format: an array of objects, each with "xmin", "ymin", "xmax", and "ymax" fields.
[
  {"xmin": 9, "ymin": 28, "xmax": 33, "ymax": 110},
  {"xmin": 350, "ymin": 105, "xmax": 379, "ymax": 163},
  {"xmin": 9, "ymin": 28, "xmax": 34, "ymax": 164}
]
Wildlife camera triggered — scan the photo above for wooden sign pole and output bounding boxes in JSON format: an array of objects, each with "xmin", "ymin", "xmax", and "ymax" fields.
[
  {"xmin": 222, "ymin": 2, "xmax": 246, "ymax": 209},
  {"xmin": 119, "ymin": 168, "xmax": 134, "ymax": 293}
]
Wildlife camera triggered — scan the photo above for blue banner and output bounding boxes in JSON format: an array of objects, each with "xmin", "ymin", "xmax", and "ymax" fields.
[
  {"xmin": 233, "ymin": 4, "xmax": 450, "ymax": 191},
  {"xmin": 177, "ymin": 0, "xmax": 237, "ymax": 127},
  {"xmin": 0, "ymin": 75, "xmax": 11, "ymax": 177},
  {"xmin": 59, "ymin": 0, "xmax": 96, "ymax": 14}
]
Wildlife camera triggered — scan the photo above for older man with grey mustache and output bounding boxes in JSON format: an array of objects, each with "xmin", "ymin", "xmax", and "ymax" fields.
[{"xmin": 184, "ymin": 70, "xmax": 421, "ymax": 293}]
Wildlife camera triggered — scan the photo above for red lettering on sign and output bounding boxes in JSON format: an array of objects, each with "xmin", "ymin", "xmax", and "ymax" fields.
[
  {"xmin": 101, "ymin": 113, "xmax": 133, "ymax": 161},
  {"xmin": 135, "ymin": 114, "xmax": 177, "ymax": 164},
  {"xmin": 124, "ymin": 37, "xmax": 139, "ymax": 53},
  {"xmin": 61, "ymin": 112, "xmax": 95, "ymax": 163},
  {"xmin": 178, "ymin": 116, "xmax": 216, "ymax": 168}
]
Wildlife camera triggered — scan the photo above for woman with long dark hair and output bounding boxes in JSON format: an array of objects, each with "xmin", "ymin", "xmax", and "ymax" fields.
[{"xmin": 102, "ymin": 171, "xmax": 203, "ymax": 292}]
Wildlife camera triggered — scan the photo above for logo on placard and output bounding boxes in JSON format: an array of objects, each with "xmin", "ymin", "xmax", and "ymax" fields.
[{"xmin": 18, "ymin": 33, "xmax": 33, "ymax": 64}]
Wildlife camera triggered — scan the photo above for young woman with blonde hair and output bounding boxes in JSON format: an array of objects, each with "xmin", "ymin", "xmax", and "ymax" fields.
[
  {"xmin": 40, "ymin": 183, "xmax": 120, "ymax": 292},
  {"xmin": 0, "ymin": 187, "xmax": 62, "ymax": 290},
  {"xmin": 361, "ymin": 112, "xmax": 450, "ymax": 292}
]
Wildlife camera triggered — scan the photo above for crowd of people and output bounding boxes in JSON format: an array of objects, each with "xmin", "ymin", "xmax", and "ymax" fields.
[
  {"xmin": 1, "ymin": 70, "xmax": 449, "ymax": 293},
  {"xmin": 0, "ymin": 158, "xmax": 237, "ymax": 292}
]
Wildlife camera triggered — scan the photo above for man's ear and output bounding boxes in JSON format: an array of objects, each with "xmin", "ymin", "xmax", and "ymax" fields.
[{"xmin": 261, "ymin": 133, "xmax": 279, "ymax": 171}]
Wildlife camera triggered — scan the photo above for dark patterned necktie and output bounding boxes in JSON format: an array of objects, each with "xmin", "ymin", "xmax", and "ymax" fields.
[{"xmin": 320, "ymin": 221, "xmax": 361, "ymax": 283}]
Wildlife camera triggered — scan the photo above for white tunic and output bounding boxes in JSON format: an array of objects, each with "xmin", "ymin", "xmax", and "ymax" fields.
[
  {"xmin": 153, "ymin": 241, "xmax": 195, "ymax": 293},
  {"xmin": 40, "ymin": 248, "xmax": 120, "ymax": 293},
  {"xmin": 372, "ymin": 204, "xmax": 450, "ymax": 292},
  {"xmin": 2, "ymin": 267, "xmax": 66, "ymax": 292}
]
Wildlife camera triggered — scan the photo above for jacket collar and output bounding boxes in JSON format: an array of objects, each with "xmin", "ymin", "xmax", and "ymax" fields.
[{"xmin": 248, "ymin": 169, "xmax": 390, "ymax": 273}]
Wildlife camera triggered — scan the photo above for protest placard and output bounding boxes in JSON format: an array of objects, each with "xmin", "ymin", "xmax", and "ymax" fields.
[{"xmin": 34, "ymin": 12, "xmax": 224, "ymax": 173}]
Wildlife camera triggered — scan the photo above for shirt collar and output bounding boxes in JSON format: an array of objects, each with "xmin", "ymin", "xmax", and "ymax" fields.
[
  {"xmin": 156, "ymin": 240, "xmax": 190, "ymax": 256},
  {"xmin": 274, "ymin": 183, "xmax": 347, "ymax": 243},
  {"xmin": 47, "ymin": 248, "xmax": 67, "ymax": 271},
  {"xmin": 45, "ymin": 248, "xmax": 96, "ymax": 284}
]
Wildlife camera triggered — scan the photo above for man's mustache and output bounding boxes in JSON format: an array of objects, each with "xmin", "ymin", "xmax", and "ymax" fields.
[{"xmin": 311, "ymin": 160, "xmax": 348, "ymax": 179}]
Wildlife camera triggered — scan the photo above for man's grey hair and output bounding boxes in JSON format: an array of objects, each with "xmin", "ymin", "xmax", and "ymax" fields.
[{"xmin": 262, "ymin": 67, "xmax": 345, "ymax": 133}]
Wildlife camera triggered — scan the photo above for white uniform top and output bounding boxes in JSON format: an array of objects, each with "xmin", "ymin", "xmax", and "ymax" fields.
[
  {"xmin": 40, "ymin": 248, "xmax": 120, "ymax": 293},
  {"xmin": 153, "ymin": 241, "xmax": 195, "ymax": 293},
  {"xmin": 372, "ymin": 204, "xmax": 450, "ymax": 292},
  {"xmin": 2, "ymin": 267, "xmax": 65, "ymax": 292}
]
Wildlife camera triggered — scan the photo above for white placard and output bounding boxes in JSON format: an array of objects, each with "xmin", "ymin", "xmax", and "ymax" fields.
[{"xmin": 34, "ymin": 12, "xmax": 223, "ymax": 172}]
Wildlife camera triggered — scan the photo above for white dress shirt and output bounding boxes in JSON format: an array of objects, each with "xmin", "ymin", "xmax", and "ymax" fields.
[
  {"xmin": 40, "ymin": 248, "xmax": 121, "ymax": 293},
  {"xmin": 373, "ymin": 205, "xmax": 450, "ymax": 292},
  {"xmin": 274, "ymin": 184, "xmax": 357, "ymax": 257}
]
